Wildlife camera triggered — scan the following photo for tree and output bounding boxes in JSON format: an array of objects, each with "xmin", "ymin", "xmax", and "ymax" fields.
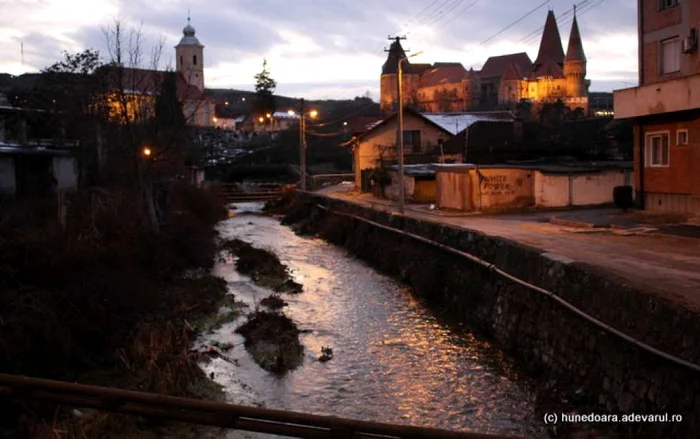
[
  {"xmin": 253, "ymin": 59, "xmax": 277, "ymax": 117},
  {"xmin": 155, "ymin": 71, "xmax": 185, "ymax": 129}
]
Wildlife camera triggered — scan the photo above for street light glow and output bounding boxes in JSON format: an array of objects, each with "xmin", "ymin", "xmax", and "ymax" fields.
[
  {"xmin": 343, "ymin": 121, "xmax": 348, "ymax": 126},
  {"xmin": 266, "ymin": 113, "xmax": 272, "ymax": 118},
  {"xmin": 287, "ymin": 110, "xmax": 296, "ymax": 116},
  {"xmin": 309, "ymin": 110, "xmax": 318, "ymax": 119},
  {"xmin": 142, "ymin": 147, "xmax": 152, "ymax": 157},
  {"xmin": 258, "ymin": 117, "xmax": 264, "ymax": 123}
]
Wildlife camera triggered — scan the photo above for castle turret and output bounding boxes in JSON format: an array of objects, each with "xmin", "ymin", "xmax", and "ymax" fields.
[
  {"xmin": 564, "ymin": 10, "xmax": 587, "ymax": 98},
  {"xmin": 380, "ymin": 38, "xmax": 408, "ymax": 114},
  {"xmin": 533, "ymin": 10, "xmax": 565, "ymax": 72},
  {"xmin": 175, "ymin": 16, "xmax": 204, "ymax": 92}
]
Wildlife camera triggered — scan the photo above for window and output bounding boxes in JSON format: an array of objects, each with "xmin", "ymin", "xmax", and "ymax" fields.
[
  {"xmin": 193, "ymin": 55, "xmax": 198, "ymax": 65},
  {"xmin": 658, "ymin": 0, "xmax": 679, "ymax": 11},
  {"xmin": 677, "ymin": 129, "xmax": 689, "ymax": 145},
  {"xmin": 660, "ymin": 38, "xmax": 681, "ymax": 74},
  {"xmin": 646, "ymin": 132, "xmax": 670, "ymax": 167},
  {"xmin": 402, "ymin": 130, "xmax": 421, "ymax": 153}
]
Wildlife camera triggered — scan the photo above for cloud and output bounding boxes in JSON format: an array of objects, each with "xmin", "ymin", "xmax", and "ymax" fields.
[{"xmin": 0, "ymin": 0, "xmax": 639, "ymax": 94}]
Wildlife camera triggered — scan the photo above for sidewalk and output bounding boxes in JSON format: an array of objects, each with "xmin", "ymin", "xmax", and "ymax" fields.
[{"xmin": 317, "ymin": 185, "xmax": 700, "ymax": 313}]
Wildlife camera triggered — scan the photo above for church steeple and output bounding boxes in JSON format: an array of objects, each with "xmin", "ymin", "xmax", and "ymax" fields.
[
  {"xmin": 565, "ymin": 9, "xmax": 586, "ymax": 62},
  {"xmin": 175, "ymin": 15, "xmax": 204, "ymax": 91},
  {"xmin": 533, "ymin": 10, "xmax": 565, "ymax": 69}
]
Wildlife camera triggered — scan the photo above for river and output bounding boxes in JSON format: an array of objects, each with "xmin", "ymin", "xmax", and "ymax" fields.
[{"xmin": 196, "ymin": 202, "xmax": 548, "ymax": 438}]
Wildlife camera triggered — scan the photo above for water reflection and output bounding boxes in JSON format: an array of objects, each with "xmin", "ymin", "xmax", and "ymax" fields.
[{"xmin": 200, "ymin": 203, "xmax": 546, "ymax": 438}]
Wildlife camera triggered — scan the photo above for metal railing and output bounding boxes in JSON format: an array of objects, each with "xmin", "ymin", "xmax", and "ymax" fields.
[{"xmin": 0, "ymin": 373, "xmax": 522, "ymax": 439}]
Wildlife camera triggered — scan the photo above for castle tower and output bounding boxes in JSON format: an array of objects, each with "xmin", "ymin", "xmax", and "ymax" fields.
[
  {"xmin": 533, "ymin": 10, "xmax": 565, "ymax": 72},
  {"xmin": 380, "ymin": 37, "xmax": 408, "ymax": 114},
  {"xmin": 564, "ymin": 9, "xmax": 587, "ymax": 98},
  {"xmin": 175, "ymin": 15, "xmax": 204, "ymax": 92}
]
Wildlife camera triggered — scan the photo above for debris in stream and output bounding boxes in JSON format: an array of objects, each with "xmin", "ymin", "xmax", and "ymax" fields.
[
  {"xmin": 221, "ymin": 239, "xmax": 303, "ymax": 294},
  {"xmin": 235, "ymin": 310, "xmax": 304, "ymax": 374},
  {"xmin": 318, "ymin": 346, "xmax": 333, "ymax": 362},
  {"xmin": 260, "ymin": 294, "xmax": 288, "ymax": 310}
]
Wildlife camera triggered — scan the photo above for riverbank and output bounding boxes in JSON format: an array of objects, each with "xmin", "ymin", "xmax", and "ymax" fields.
[
  {"xmin": 0, "ymin": 183, "xmax": 231, "ymax": 438},
  {"xmin": 280, "ymin": 190, "xmax": 700, "ymax": 439}
]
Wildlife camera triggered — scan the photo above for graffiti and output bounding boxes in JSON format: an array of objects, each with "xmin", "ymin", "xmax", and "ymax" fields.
[{"xmin": 481, "ymin": 174, "xmax": 515, "ymax": 196}]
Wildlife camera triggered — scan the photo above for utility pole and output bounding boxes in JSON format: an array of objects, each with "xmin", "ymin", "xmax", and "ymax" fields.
[
  {"xmin": 299, "ymin": 98, "xmax": 306, "ymax": 191},
  {"xmin": 397, "ymin": 58, "xmax": 406, "ymax": 214}
]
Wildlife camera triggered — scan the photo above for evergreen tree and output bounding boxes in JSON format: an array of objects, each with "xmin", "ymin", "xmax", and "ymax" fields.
[
  {"xmin": 156, "ymin": 71, "xmax": 185, "ymax": 128},
  {"xmin": 253, "ymin": 59, "xmax": 277, "ymax": 117}
]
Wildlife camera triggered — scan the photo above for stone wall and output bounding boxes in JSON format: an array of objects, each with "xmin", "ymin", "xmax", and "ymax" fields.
[{"xmin": 285, "ymin": 192, "xmax": 700, "ymax": 439}]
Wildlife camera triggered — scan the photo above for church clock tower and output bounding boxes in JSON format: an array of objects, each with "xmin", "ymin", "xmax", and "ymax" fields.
[{"xmin": 175, "ymin": 15, "xmax": 204, "ymax": 92}]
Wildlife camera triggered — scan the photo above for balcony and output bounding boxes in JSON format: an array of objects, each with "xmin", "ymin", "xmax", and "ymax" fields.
[{"xmin": 614, "ymin": 74, "xmax": 700, "ymax": 119}]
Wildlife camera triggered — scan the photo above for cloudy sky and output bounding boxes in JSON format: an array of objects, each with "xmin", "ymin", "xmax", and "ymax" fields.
[{"xmin": 0, "ymin": 0, "xmax": 638, "ymax": 100}]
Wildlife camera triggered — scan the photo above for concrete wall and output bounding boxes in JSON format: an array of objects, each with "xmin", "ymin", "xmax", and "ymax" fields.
[
  {"xmin": 291, "ymin": 193, "xmax": 700, "ymax": 439},
  {"xmin": 52, "ymin": 156, "xmax": 78, "ymax": 190},
  {"xmin": 385, "ymin": 171, "xmax": 415, "ymax": 201},
  {"xmin": 534, "ymin": 172, "xmax": 570, "ymax": 207},
  {"xmin": 571, "ymin": 171, "xmax": 627, "ymax": 206},
  {"xmin": 0, "ymin": 156, "xmax": 15, "ymax": 194},
  {"xmin": 436, "ymin": 169, "xmax": 472, "ymax": 211},
  {"xmin": 476, "ymin": 168, "xmax": 534, "ymax": 211},
  {"xmin": 439, "ymin": 167, "xmax": 631, "ymax": 211}
]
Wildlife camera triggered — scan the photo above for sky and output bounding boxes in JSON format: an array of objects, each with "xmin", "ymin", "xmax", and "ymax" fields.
[{"xmin": 0, "ymin": 0, "xmax": 639, "ymax": 101}]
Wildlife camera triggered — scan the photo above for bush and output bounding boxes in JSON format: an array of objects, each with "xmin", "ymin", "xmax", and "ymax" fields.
[{"xmin": 613, "ymin": 185, "xmax": 634, "ymax": 212}]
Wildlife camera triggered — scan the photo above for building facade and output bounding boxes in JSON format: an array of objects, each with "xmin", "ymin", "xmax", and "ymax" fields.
[
  {"xmin": 614, "ymin": 0, "xmax": 700, "ymax": 217},
  {"xmin": 380, "ymin": 10, "xmax": 589, "ymax": 115}
]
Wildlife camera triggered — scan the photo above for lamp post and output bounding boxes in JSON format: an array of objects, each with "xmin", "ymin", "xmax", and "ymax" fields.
[
  {"xmin": 293, "ymin": 101, "xmax": 318, "ymax": 191},
  {"xmin": 396, "ymin": 51, "xmax": 423, "ymax": 214}
]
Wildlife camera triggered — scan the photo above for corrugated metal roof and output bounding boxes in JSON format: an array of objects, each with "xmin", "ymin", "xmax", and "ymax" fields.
[{"xmin": 421, "ymin": 112, "xmax": 514, "ymax": 135}]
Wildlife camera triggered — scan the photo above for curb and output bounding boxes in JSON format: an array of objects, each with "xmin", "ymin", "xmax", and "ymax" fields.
[{"xmin": 549, "ymin": 217, "xmax": 607, "ymax": 229}]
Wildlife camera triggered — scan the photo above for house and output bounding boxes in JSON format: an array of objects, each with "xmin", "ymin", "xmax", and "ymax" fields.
[
  {"xmin": 380, "ymin": 10, "xmax": 589, "ymax": 114},
  {"xmin": 0, "ymin": 93, "xmax": 77, "ymax": 197},
  {"xmin": 344, "ymin": 109, "xmax": 454, "ymax": 191},
  {"xmin": 613, "ymin": 0, "xmax": 700, "ymax": 217},
  {"xmin": 344, "ymin": 109, "xmax": 519, "ymax": 191}
]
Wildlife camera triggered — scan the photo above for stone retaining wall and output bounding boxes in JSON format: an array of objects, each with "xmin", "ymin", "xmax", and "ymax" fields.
[{"xmin": 285, "ymin": 192, "xmax": 700, "ymax": 438}]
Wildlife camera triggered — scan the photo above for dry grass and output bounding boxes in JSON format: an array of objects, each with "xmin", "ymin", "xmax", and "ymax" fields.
[{"xmin": 0, "ymin": 183, "xmax": 229, "ymax": 437}]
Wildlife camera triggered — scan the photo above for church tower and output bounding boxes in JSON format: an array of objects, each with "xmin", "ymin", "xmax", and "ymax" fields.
[
  {"xmin": 564, "ymin": 8, "xmax": 587, "ymax": 98},
  {"xmin": 175, "ymin": 15, "xmax": 204, "ymax": 92}
]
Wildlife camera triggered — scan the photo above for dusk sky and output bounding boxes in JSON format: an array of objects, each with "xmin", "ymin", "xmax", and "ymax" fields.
[{"xmin": 0, "ymin": 0, "xmax": 638, "ymax": 100}]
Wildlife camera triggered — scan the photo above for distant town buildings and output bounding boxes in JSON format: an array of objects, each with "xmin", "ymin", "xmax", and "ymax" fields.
[
  {"xmin": 614, "ymin": 0, "xmax": 700, "ymax": 217},
  {"xmin": 380, "ymin": 10, "xmax": 590, "ymax": 114}
]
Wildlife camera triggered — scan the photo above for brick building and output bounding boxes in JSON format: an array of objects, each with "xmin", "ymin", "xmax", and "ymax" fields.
[
  {"xmin": 380, "ymin": 10, "xmax": 589, "ymax": 114},
  {"xmin": 614, "ymin": 0, "xmax": 700, "ymax": 216}
]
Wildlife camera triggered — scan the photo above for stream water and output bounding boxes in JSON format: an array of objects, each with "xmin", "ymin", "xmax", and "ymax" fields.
[{"xmin": 196, "ymin": 202, "xmax": 548, "ymax": 438}]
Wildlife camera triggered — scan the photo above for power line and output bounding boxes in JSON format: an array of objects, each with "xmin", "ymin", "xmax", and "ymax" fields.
[
  {"xmin": 414, "ymin": 0, "xmax": 455, "ymax": 28},
  {"xmin": 519, "ymin": 0, "xmax": 590, "ymax": 44},
  {"xmin": 436, "ymin": 0, "xmax": 480, "ymax": 30},
  {"xmin": 396, "ymin": 0, "xmax": 442, "ymax": 34},
  {"xmin": 478, "ymin": 0, "xmax": 550, "ymax": 46},
  {"xmin": 419, "ymin": 0, "xmax": 466, "ymax": 31}
]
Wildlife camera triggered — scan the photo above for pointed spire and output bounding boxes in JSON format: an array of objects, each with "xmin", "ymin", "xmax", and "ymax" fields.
[
  {"xmin": 533, "ymin": 10, "xmax": 565, "ymax": 69},
  {"xmin": 565, "ymin": 8, "xmax": 586, "ymax": 62},
  {"xmin": 382, "ymin": 37, "xmax": 408, "ymax": 75}
]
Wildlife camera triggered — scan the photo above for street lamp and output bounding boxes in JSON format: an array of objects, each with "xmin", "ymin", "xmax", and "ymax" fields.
[
  {"xmin": 397, "ymin": 50, "xmax": 423, "ymax": 214},
  {"xmin": 298, "ymin": 98, "xmax": 318, "ymax": 191}
]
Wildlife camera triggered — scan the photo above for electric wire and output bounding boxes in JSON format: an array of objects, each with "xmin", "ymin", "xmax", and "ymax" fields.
[{"xmin": 477, "ymin": 0, "xmax": 550, "ymax": 46}]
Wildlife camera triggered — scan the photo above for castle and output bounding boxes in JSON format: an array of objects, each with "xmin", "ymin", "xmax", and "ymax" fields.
[{"xmin": 380, "ymin": 10, "xmax": 589, "ymax": 114}]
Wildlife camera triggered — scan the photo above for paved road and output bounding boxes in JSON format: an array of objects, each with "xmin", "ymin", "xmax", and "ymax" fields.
[{"xmin": 317, "ymin": 186, "xmax": 700, "ymax": 313}]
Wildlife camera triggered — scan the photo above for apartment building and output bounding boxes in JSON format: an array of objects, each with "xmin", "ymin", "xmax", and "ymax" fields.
[{"xmin": 614, "ymin": 0, "xmax": 700, "ymax": 215}]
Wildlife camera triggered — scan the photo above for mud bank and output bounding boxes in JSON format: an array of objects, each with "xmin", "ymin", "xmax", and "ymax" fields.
[
  {"xmin": 281, "ymin": 192, "xmax": 700, "ymax": 439},
  {"xmin": 222, "ymin": 238, "xmax": 303, "ymax": 294},
  {"xmin": 235, "ymin": 311, "xmax": 304, "ymax": 374}
]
